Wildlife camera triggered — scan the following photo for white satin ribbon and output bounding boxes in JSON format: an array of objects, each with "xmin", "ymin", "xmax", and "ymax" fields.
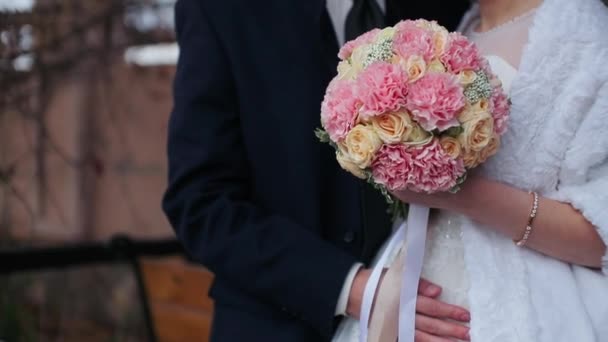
[
  {"xmin": 399, "ymin": 204, "xmax": 430, "ymax": 341},
  {"xmin": 359, "ymin": 219, "xmax": 406, "ymax": 342},
  {"xmin": 359, "ymin": 204, "xmax": 430, "ymax": 342}
]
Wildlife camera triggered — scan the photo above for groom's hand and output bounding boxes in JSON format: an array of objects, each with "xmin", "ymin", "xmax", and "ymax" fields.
[
  {"xmin": 415, "ymin": 279, "xmax": 471, "ymax": 342},
  {"xmin": 347, "ymin": 270, "xmax": 471, "ymax": 341}
]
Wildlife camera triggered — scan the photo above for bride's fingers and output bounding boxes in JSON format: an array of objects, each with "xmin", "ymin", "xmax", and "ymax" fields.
[
  {"xmin": 415, "ymin": 315, "xmax": 470, "ymax": 341},
  {"xmin": 418, "ymin": 278, "xmax": 443, "ymax": 298},
  {"xmin": 416, "ymin": 296, "xmax": 471, "ymax": 322},
  {"xmin": 414, "ymin": 329, "xmax": 453, "ymax": 342}
]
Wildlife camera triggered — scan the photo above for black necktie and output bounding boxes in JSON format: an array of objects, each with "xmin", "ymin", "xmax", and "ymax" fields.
[{"xmin": 344, "ymin": 0, "xmax": 386, "ymax": 42}]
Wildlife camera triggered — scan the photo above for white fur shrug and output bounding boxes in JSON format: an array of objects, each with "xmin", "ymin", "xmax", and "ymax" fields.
[{"xmin": 459, "ymin": 0, "xmax": 608, "ymax": 341}]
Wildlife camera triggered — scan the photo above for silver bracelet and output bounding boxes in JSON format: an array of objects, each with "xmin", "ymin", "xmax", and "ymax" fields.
[{"xmin": 515, "ymin": 191, "xmax": 539, "ymax": 247}]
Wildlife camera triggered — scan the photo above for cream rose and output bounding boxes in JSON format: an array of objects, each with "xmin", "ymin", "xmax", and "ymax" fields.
[
  {"xmin": 432, "ymin": 29, "xmax": 450, "ymax": 57},
  {"xmin": 460, "ymin": 111, "xmax": 494, "ymax": 151},
  {"xmin": 405, "ymin": 123, "xmax": 433, "ymax": 145},
  {"xmin": 337, "ymin": 44, "xmax": 369, "ymax": 80},
  {"xmin": 458, "ymin": 100, "xmax": 490, "ymax": 123},
  {"xmin": 404, "ymin": 55, "xmax": 427, "ymax": 82},
  {"xmin": 428, "ymin": 21, "xmax": 449, "ymax": 34},
  {"xmin": 377, "ymin": 27, "xmax": 396, "ymax": 40},
  {"xmin": 476, "ymin": 99, "xmax": 491, "ymax": 111},
  {"xmin": 462, "ymin": 149, "xmax": 481, "ymax": 168},
  {"xmin": 350, "ymin": 44, "xmax": 369, "ymax": 70},
  {"xmin": 344, "ymin": 124, "xmax": 383, "ymax": 168},
  {"xmin": 427, "ymin": 59, "xmax": 447, "ymax": 73},
  {"xmin": 371, "ymin": 111, "xmax": 415, "ymax": 144},
  {"xmin": 457, "ymin": 70, "xmax": 477, "ymax": 86},
  {"xmin": 478, "ymin": 133, "xmax": 501, "ymax": 163},
  {"xmin": 415, "ymin": 20, "xmax": 447, "ymax": 33},
  {"xmin": 415, "ymin": 20, "xmax": 431, "ymax": 29},
  {"xmin": 439, "ymin": 136, "xmax": 462, "ymax": 159},
  {"xmin": 336, "ymin": 150, "xmax": 367, "ymax": 179},
  {"xmin": 337, "ymin": 60, "xmax": 357, "ymax": 80}
]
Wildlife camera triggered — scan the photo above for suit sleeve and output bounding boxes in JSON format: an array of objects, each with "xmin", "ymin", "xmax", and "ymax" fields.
[{"xmin": 162, "ymin": 0, "xmax": 358, "ymax": 336}]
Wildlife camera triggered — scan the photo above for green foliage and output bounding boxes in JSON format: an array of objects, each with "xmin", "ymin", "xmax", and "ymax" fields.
[
  {"xmin": 315, "ymin": 128, "xmax": 338, "ymax": 150},
  {"xmin": 366, "ymin": 173, "xmax": 393, "ymax": 204},
  {"xmin": 444, "ymin": 125, "xmax": 464, "ymax": 138},
  {"xmin": 0, "ymin": 278, "xmax": 38, "ymax": 342},
  {"xmin": 449, "ymin": 173, "xmax": 468, "ymax": 194},
  {"xmin": 314, "ymin": 128, "xmax": 330, "ymax": 143},
  {"xmin": 389, "ymin": 201, "xmax": 409, "ymax": 223},
  {"xmin": 364, "ymin": 173, "xmax": 409, "ymax": 222}
]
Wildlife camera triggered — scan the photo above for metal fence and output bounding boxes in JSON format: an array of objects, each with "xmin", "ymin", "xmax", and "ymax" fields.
[{"xmin": 0, "ymin": 236, "xmax": 185, "ymax": 342}]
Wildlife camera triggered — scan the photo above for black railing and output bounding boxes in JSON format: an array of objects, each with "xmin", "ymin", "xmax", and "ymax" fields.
[{"xmin": 0, "ymin": 235, "xmax": 186, "ymax": 342}]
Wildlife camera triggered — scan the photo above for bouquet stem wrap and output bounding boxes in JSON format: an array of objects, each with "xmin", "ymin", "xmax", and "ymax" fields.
[{"xmin": 359, "ymin": 204, "xmax": 430, "ymax": 342}]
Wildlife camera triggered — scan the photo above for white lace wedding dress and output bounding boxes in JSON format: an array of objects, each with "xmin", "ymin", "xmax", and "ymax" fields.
[{"xmin": 332, "ymin": 8, "xmax": 535, "ymax": 342}]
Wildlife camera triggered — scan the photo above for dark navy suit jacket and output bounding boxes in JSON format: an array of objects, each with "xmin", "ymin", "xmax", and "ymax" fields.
[{"xmin": 162, "ymin": 1, "xmax": 469, "ymax": 340}]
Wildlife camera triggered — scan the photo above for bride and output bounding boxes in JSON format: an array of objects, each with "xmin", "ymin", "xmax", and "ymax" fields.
[{"xmin": 334, "ymin": 0, "xmax": 608, "ymax": 341}]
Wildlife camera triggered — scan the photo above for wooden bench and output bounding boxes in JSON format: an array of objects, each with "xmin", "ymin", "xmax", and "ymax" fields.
[{"xmin": 140, "ymin": 257, "xmax": 214, "ymax": 342}]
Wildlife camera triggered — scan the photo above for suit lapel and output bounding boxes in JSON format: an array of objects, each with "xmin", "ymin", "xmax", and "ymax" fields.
[{"xmin": 320, "ymin": 6, "xmax": 340, "ymax": 81}]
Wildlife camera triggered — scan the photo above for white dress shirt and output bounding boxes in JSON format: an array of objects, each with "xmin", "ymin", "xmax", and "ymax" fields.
[
  {"xmin": 325, "ymin": 0, "xmax": 386, "ymax": 317},
  {"xmin": 326, "ymin": 0, "xmax": 386, "ymax": 46}
]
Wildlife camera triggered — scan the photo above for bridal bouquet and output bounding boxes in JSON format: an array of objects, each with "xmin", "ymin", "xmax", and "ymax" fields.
[
  {"xmin": 316, "ymin": 19, "xmax": 510, "ymax": 342},
  {"xmin": 316, "ymin": 19, "xmax": 510, "ymax": 214}
]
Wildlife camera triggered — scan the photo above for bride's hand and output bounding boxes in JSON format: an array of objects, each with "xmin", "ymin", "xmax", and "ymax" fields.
[
  {"xmin": 390, "ymin": 189, "xmax": 454, "ymax": 210},
  {"xmin": 415, "ymin": 279, "xmax": 471, "ymax": 342}
]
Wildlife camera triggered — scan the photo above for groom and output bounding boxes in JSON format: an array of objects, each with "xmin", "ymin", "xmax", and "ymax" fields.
[{"xmin": 163, "ymin": 0, "xmax": 470, "ymax": 341}]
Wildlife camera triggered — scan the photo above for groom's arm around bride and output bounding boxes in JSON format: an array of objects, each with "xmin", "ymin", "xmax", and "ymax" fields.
[{"xmin": 162, "ymin": 0, "xmax": 470, "ymax": 341}]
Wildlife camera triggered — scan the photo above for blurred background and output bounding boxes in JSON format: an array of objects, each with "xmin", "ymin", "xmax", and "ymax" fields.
[{"xmin": 1, "ymin": 0, "xmax": 213, "ymax": 341}]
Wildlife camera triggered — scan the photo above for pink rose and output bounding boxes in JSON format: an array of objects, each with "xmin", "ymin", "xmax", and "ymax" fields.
[
  {"xmin": 321, "ymin": 79, "xmax": 360, "ymax": 142},
  {"xmin": 338, "ymin": 28, "xmax": 381, "ymax": 60},
  {"xmin": 356, "ymin": 62, "xmax": 409, "ymax": 120},
  {"xmin": 393, "ymin": 21, "xmax": 435, "ymax": 62},
  {"xmin": 490, "ymin": 88, "xmax": 510, "ymax": 135},
  {"xmin": 440, "ymin": 33, "xmax": 481, "ymax": 73},
  {"xmin": 406, "ymin": 72, "xmax": 465, "ymax": 131},
  {"xmin": 372, "ymin": 140, "xmax": 465, "ymax": 193}
]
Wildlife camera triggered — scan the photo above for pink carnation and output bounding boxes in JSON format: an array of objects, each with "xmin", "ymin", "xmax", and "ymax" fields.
[
  {"xmin": 371, "ymin": 144, "xmax": 416, "ymax": 192},
  {"xmin": 372, "ymin": 140, "xmax": 465, "ymax": 193},
  {"xmin": 393, "ymin": 21, "xmax": 435, "ymax": 62},
  {"xmin": 321, "ymin": 79, "xmax": 360, "ymax": 142},
  {"xmin": 479, "ymin": 57, "xmax": 492, "ymax": 75},
  {"xmin": 338, "ymin": 28, "xmax": 381, "ymax": 60},
  {"xmin": 407, "ymin": 140, "xmax": 466, "ymax": 193},
  {"xmin": 440, "ymin": 33, "xmax": 481, "ymax": 73},
  {"xmin": 356, "ymin": 62, "xmax": 409, "ymax": 120},
  {"xmin": 406, "ymin": 73, "xmax": 465, "ymax": 131},
  {"xmin": 490, "ymin": 88, "xmax": 510, "ymax": 135}
]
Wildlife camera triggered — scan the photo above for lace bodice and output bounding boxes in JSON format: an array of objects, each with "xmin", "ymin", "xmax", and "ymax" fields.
[
  {"xmin": 462, "ymin": 8, "xmax": 537, "ymax": 69},
  {"xmin": 421, "ymin": 212, "xmax": 469, "ymax": 309}
]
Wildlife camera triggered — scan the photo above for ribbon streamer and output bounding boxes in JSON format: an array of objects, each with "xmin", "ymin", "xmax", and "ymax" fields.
[
  {"xmin": 399, "ymin": 204, "xmax": 430, "ymax": 341},
  {"xmin": 359, "ymin": 204, "xmax": 430, "ymax": 342}
]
